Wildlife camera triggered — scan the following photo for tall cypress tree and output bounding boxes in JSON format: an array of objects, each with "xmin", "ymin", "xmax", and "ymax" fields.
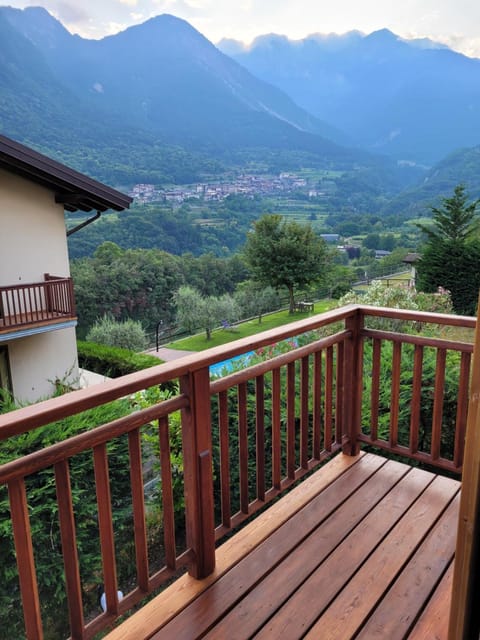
[{"xmin": 416, "ymin": 184, "xmax": 480, "ymax": 315}]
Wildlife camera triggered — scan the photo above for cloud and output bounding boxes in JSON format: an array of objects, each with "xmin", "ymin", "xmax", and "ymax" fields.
[
  {"xmin": 44, "ymin": 0, "xmax": 90, "ymax": 24},
  {"xmin": 104, "ymin": 21, "xmax": 130, "ymax": 35},
  {"xmin": 119, "ymin": 0, "xmax": 138, "ymax": 6},
  {"xmin": 441, "ymin": 34, "xmax": 480, "ymax": 58},
  {"xmin": 151, "ymin": 0, "xmax": 207, "ymax": 17}
]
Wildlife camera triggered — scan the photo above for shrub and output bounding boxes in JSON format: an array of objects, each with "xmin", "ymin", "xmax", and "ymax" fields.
[
  {"xmin": 86, "ymin": 315, "xmax": 148, "ymax": 351},
  {"xmin": 78, "ymin": 341, "xmax": 162, "ymax": 378}
]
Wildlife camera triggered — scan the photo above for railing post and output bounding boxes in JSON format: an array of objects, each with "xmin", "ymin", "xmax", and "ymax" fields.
[
  {"xmin": 449, "ymin": 295, "xmax": 480, "ymax": 638},
  {"xmin": 43, "ymin": 273, "xmax": 53, "ymax": 313},
  {"xmin": 342, "ymin": 309, "xmax": 364, "ymax": 456},
  {"xmin": 180, "ymin": 367, "xmax": 216, "ymax": 579},
  {"xmin": 68, "ymin": 277, "xmax": 76, "ymax": 316}
]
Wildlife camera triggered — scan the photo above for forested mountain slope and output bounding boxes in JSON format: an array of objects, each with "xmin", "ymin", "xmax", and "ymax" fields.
[{"xmin": 0, "ymin": 7, "xmax": 371, "ymax": 184}]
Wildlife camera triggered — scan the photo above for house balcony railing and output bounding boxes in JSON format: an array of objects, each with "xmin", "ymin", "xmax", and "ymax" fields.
[
  {"xmin": 0, "ymin": 304, "xmax": 476, "ymax": 639},
  {"xmin": 0, "ymin": 274, "xmax": 76, "ymax": 335}
]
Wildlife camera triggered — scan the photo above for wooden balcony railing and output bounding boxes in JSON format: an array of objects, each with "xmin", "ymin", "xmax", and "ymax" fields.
[
  {"xmin": 0, "ymin": 304, "xmax": 475, "ymax": 639},
  {"xmin": 0, "ymin": 274, "xmax": 76, "ymax": 333}
]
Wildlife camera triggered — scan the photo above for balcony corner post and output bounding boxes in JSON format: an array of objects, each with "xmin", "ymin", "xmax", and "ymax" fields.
[
  {"xmin": 180, "ymin": 368, "xmax": 216, "ymax": 579},
  {"xmin": 342, "ymin": 309, "xmax": 364, "ymax": 456}
]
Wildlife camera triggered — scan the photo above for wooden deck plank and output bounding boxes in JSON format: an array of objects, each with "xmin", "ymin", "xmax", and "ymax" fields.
[
  {"xmin": 252, "ymin": 466, "xmax": 436, "ymax": 640},
  {"xmin": 105, "ymin": 453, "xmax": 460, "ymax": 640},
  {"xmin": 205, "ymin": 459, "xmax": 411, "ymax": 640},
  {"xmin": 356, "ymin": 494, "xmax": 459, "ymax": 639},
  {"xmin": 105, "ymin": 452, "xmax": 364, "ymax": 640},
  {"xmin": 407, "ymin": 560, "xmax": 454, "ymax": 640},
  {"xmin": 149, "ymin": 454, "xmax": 386, "ymax": 640},
  {"xmin": 303, "ymin": 475, "xmax": 460, "ymax": 640}
]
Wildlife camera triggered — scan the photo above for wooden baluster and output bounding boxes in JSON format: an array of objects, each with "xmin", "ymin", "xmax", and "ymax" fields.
[
  {"xmin": 32, "ymin": 285, "xmax": 40, "ymax": 321},
  {"xmin": 336, "ymin": 341, "xmax": 344, "ymax": 447},
  {"xmin": 286, "ymin": 361, "xmax": 296, "ymax": 479},
  {"xmin": 409, "ymin": 344, "xmax": 424, "ymax": 454},
  {"xmin": 179, "ymin": 368, "xmax": 215, "ymax": 579},
  {"xmin": 54, "ymin": 460, "xmax": 86, "ymax": 638},
  {"xmin": 389, "ymin": 341, "xmax": 402, "ymax": 449},
  {"xmin": 370, "ymin": 338, "xmax": 382, "ymax": 442},
  {"xmin": 69, "ymin": 277, "xmax": 77, "ymax": 317},
  {"xmin": 300, "ymin": 355, "xmax": 310, "ymax": 469},
  {"xmin": 325, "ymin": 346, "xmax": 335, "ymax": 444},
  {"xmin": 454, "ymin": 351, "xmax": 471, "ymax": 469},
  {"xmin": 158, "ymin": 417, "xmax": 176, "ymax": 571},
  {"xmin": 128, "ymin": 429, "xmax": 150, "ymax": 589},
  {"xmin": 43, "ymin": 274, "xmax": 52, "ymax": 315},
  {"xmin": 431, "ymin": 348, "xmax": 446, "ymax": 461},
  {"xmin": 313, "ymin": 350, "xmax": 323, "ymax": 456},
  {"xmin": 255, "ymin": 375, "xmax": 266, "ymax": 502},
  {"xmin": 8, "ymin": 477, "xmax": 43, "ymax": 640},
  {"xmin": 93, "ymin": 444, "xmax": 119, "ymax": 615},
  {"xmin": 238, "ymin": 382, "xmax": 249, "ymax": 514},
  {"xmin": 219, "ymin": 390, "xmax": 231, "ymax": 527},
  {"xmin": 271, "ymin": 368, "xmax": 281, "ymax": 490}
]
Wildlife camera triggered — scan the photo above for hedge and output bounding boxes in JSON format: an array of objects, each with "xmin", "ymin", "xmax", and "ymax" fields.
[{"xmin": 77, "ymin": 341, "xmax": 163, "ymax": 378}]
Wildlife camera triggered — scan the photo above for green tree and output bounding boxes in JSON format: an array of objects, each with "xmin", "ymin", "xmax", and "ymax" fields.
[
  {"xmin": 416, "ymin": 184, "xmax": 480, "ymax": 315},
  {"xmin": 71, "ymin": 243, "xmax": 184, "ymax": 337},
  {"xmin": 234, "ymin": 281, "xmax": 281, "ymax": 323},
  {"xmin": 86, "ymin": 315, "xmax": 148, "ymax": 351},
  {"xmin": 243, "ymin": 215, "xmax": 328, "ymax": 313},
  {"xmin": 175, "ymin": 286, "xmax": 239, "ymax": 340}
]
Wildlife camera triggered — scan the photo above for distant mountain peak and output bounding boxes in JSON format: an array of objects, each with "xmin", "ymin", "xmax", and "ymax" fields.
[
  {"xmin": 2, "ymin": 5, "xmax": 73, "ymax": 48},
  {"xmin": 216, "ymin": 38, "xmax": 246, "ymax": 55},
  {"xmin": 368, "ymin": 28, "xmax": 398, "ymax": 40}
]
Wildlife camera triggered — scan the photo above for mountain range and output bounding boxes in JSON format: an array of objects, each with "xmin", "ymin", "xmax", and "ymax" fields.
[
  {"xmin": 1, "ymin": 6, "xmax": 480, "ymax": 206},
  {"xmin": 219, "ymin": 29, "xmax": 480, "ymax": 165},
  {"xmin": 0, "ymin": 6, "xmax": 366, "ymax": 185}
]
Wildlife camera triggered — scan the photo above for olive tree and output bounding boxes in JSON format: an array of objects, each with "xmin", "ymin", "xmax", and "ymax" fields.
[{"xmin": 175, "ymin": 286, "xmax": 239, "ymax": 340}]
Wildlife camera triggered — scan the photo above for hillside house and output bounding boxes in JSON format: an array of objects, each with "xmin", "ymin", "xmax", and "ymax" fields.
[
  {"xmin": 403, "ymin": 251, "xmax": 421, "ymax": 287},
  {"xmin": 0, "ymin": 135, "xmax": 131, "ymax": 403}
]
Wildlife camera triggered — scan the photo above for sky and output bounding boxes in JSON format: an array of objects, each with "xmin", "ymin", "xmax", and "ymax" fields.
[{"xmin": 4, "ymin": 0, "xmax": 480, "ymax": 58}]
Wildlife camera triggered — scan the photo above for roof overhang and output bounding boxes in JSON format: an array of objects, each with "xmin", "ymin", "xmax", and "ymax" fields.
[{"xmin": 0, "ymin": 134, "xmax": 132, "ymax": 212}]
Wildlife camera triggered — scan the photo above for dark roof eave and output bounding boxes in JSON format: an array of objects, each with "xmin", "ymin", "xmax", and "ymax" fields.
[{"xmin": 0, "ymin": 134, "xmax": 132, "ymax": 212}]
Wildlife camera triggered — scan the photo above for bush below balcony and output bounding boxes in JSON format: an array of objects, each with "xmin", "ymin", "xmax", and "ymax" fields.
[{"xmin": 77, "ymin": 341, "xmax": 163, "ymax": 378}]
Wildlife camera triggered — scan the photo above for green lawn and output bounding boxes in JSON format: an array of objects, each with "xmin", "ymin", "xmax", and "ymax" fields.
[{"xmin": 166, "ymin": 300, "xmax": 335, "ymax": 352}]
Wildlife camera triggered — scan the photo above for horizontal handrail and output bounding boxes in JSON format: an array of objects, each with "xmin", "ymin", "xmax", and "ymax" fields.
[
  {"xmin": 1, "ymin": 304, "xmax": 472, "ymax": 437},
  {"xmin": 0, "ymin": 395, "xmax": 188, "ymax": 484},
  {"xmin": 0, "ymin": 304, "xmax": 475, "ymax": 639}
]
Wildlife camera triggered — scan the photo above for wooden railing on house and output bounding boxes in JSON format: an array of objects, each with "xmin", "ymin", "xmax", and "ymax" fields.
[
  {"xmin": 0, "ymin": 274, "xmax": 76, "ymax": 332},
  {"xmin": 0, "ymin": 304, "xmax": 475, "ymax": 639}
]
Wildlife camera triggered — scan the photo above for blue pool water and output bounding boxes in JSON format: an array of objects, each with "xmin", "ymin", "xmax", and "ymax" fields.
[
  {"xmin": 209, "ymin": 337, "xmax": 298, "ymax": 377},
  {"xmin": 209, "ymin": 351, "xmax": 255, "ymax": 377}
]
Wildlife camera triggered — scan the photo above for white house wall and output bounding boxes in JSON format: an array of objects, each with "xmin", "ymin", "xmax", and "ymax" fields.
[
  {"xmin": 8, "ymin": 328, "xmax": 79, "ymax": 402},
  {"xmin": 0, "ymin": 169, "xmax": 70, "ymax": 285},
  {"xmin": 0, "ymin": 168, "xmax": 79, "ymax": 402}
]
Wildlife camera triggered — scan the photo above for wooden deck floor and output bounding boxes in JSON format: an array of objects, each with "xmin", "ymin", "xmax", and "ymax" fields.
[{"xmin": 106, "ymin": 452, "xmax": 460, "ymax": 640}]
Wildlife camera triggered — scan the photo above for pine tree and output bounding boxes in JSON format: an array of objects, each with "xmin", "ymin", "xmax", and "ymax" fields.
[{"xmin": 416, "ymin": 184, "xmax": 480, "ymax": 315}]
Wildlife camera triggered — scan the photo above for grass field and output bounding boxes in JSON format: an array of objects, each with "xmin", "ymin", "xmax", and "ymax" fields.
[{"xmin": 166, "ymin": 300, "xmax": 335, "ymax": 351}]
